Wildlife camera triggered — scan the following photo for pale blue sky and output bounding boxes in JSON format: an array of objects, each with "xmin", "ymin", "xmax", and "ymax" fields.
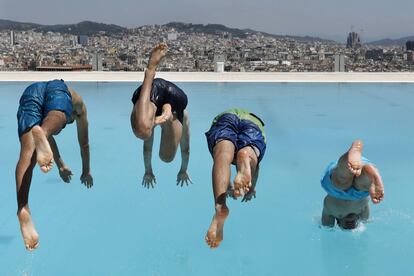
[{"xmin": 0, "ymin": 0, "xmax": 412, "ymax": 42}]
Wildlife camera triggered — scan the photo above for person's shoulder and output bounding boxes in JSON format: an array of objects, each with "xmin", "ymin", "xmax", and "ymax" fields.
[
  {"xmin": 68, "ymin": 88, "xmax": 86, "ymax": 114},
  {"xmin": 68, "ymin": 88, "xmax": 83, "ymax": 103}
]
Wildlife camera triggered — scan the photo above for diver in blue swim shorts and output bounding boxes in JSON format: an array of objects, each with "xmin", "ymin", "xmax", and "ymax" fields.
[
  {"xmin": 130, "ymin": 43, "xmax": 191, "ymax": 188},
  {"xmin": 15, "ymin": 80, "xmax": 93, "ymax": 250},
  {"xmin": 204, "ymin": 108, "xmax": 266, "ymax": 248},
  {"xmin": 321, "ymin": 140, "xmax": 384, "ymax": 230}
]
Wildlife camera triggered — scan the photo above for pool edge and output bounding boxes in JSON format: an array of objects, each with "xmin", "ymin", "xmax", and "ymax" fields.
[{"xmin": 1, "ymin": 72, "xmax": 414, "ymax": 82}]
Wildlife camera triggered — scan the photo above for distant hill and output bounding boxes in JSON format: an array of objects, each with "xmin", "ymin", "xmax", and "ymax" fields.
[
  {"xmin": 367, "ymin": 36, "xmax": 414, "ymax": 47},
  {"xmin": 0, "ymin": 19, "xmax": 126, "ymax": 35},
  {"xmin": 0, "ymin": 19, "xmax": 42, "ymax": 30},
  {"xmin": 164, "ymin": 22, "xmax": 335, "ymax": 43},
  {"xmin": 0, "ymin": 18, "xmax": 335, "ymax": 42}
]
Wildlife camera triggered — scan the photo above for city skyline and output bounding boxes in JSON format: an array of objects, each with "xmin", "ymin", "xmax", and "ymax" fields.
[
  {"xmin": 2, "ymin": 23, "xmax": 413, "ymax": 73},
  {"xmin": 0, "ymin": 0, "xmax": 412, "ymax": 42}
]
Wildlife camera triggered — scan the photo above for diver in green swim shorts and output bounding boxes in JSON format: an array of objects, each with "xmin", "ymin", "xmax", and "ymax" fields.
[{"xmin": 204, "ymin": 108, "xmax": 266, "ymax": 248}]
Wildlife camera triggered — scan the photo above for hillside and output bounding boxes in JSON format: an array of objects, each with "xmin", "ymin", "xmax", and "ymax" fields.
[
  {"xmin": 164, "ymin": 22, "xmax": 335, "ymax": 43},
  {"xmin": 367, "ymin": 36, "xmax": 414, "ymax": 47},
  {"xmin": 0, "ymin": 19, "xmax": 126, "ymax": 35}
]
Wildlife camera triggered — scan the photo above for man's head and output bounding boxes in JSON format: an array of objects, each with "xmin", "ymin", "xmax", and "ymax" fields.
[{"xmin": 337, "ymin": 213, "xmax": 359, "ymax": 230}]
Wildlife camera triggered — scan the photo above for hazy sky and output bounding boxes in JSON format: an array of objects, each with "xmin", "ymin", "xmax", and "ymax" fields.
[{"xmin": 0, "ymin": 0, "xmax": 412, "ymax": 42}]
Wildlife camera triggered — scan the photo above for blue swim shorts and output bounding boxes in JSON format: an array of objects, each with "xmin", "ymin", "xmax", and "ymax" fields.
[
  {"xmin": 17, "ymin": 80, "xmax": 73, "ymax": 137},
  {"xmin": 320, "ymin": 156, "xmax": 371, "ymax": 201},
  {"xmin": 205, "ymin": 113, "xmax": 266, "ymax": 162}
]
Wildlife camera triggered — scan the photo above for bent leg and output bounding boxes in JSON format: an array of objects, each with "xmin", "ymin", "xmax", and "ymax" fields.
[
  {"xmin": 205, "ymin": 140, "xmax": 234, "ymax": 249},
  {"xmin": 331, "ymin": 140, "xmax": 363, "ymax": 190},
  {"xmin": 354, "ymin": 164, "xmax": 384, "ymax": 204},
  {"xmin": 32, "ymin": 110, "xmax": 67, "ymax": 172},
  {"xmin": 233, "ymin": 146, "xmax": 258, "ymax": 197},
  {"xmin": 131, "ymin": 44, "xmax": 167, "ymax": 140},
  {"xmin": 159, "ymin": 117, "xmax": 182, "ymax": 163},
  {"xmin": 131, "ymin": 83, "xmax": 157, "ymax": 140},
  {"xmin": 16, "ymin": 132, "xmax": 39, "ymax": 250}
]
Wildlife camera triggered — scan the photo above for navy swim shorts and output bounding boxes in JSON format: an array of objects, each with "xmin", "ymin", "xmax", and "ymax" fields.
[
  {"xmin": 205, "ymin": 113, "xmax": 266, "ymax": 162},
  {"xmin": 131, "ymin": 78, "xmax": 188, "ymax": 123}
]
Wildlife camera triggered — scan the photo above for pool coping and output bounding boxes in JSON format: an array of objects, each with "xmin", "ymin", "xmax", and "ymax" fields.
[{"xmin": 1, "ymin": 72, "xmax": 414, "ymax": 82}]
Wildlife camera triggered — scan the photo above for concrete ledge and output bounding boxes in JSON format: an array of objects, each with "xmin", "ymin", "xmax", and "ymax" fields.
[{"xmin": 1, "ymin": 72, "xmax": 414, "ymax": 82}]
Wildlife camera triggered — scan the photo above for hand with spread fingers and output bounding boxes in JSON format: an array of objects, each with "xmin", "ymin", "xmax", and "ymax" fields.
[
  {"xmin": 80, "ymin": 172, "xmax": 93, "ymax": 188},
  {"xmin": 142, "ymin": 171, "xmax": 157, "ymax": 188},
  {"xmin": 226, "ymin": 185, "xmax": 237, "ymax": 200},
  {"xmin": 59, "ymin": 166, "xmax": 73, "ymax": 183},
  {"xmin": 242, "ymin": 189, "xmax": 256, "ymax": 202},
  {"xmin": 176, "ymin": 170, "xmax": 193, "ymax": 187}
]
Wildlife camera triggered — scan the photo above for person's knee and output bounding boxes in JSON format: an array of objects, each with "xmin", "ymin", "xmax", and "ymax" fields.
[
  {"xmin": 237, "ymin": 147, "xmax": 254, "ymax": 160},
  {"xmin": 131, "ymin": 110, "xmax": 154, "ymax": 140},
  {"xmin": 135, "ymin": 128, "xmax": 152, "ymax": 140},
  {"xmin": 133, "ymin": 121, "xmax": 153, "ymax": 140},
  {"xmin": 159, "ymin": 151, "xmax": 175, "ymax": 163},
  {"xmin": 354, "ymin": 171, "xmax": 372, "ymax": 191},
  {"xmin": 354, "ymin": 180, "xmax": 371, "ymax": 191},
  {"xmin": 238, "ymin": 148, "xmax": 250, "ymax": 157}
]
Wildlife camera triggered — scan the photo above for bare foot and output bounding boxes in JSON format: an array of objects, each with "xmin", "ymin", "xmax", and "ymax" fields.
[
  {"xmin": 154, "ymin": 104, "xmax": 172, "ymax": 125},
  {"xmin": 233, "ymin": 171, "xmax": 252, "ymax": 197},
  {"xmin": 347, "ymin": 140, "xmax": 363, "ymax": 177},
  {"xmin": 32, "ymin": 126, "xmax": 53, "ymax": 173},
  {"xmin": 364, "ymin": 164, "xmax": 385, "ymax": 204},
  {"xmin": 18, "ymin": 207, "xmax": 39, "ymax": 251},
  {"xmin": 147, "ymin": 43, "xmax": 167, "ymax": 71},
  {"xmin": 205, "ymin": 206, "xmax": 229, "ymax": 249},
  {"xmin": 233, "ymin": 150, "xmax": 252, "ymax": 197}
]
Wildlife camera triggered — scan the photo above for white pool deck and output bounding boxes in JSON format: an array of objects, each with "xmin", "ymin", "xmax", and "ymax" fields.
[{"xmin": 1, "ymin": 72, "xmax": 414, "ymax": 82}]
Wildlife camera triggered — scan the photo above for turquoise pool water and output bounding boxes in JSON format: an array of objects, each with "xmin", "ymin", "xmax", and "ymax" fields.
[{"xmin": 1, "ymin": 82, "xmax": 413, "ymax": 275}]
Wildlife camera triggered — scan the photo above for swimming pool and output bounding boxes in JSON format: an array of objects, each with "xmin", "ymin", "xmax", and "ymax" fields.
[{"xmin": 1, "ymin": 82, "xmax": 413, "ymax": 275}]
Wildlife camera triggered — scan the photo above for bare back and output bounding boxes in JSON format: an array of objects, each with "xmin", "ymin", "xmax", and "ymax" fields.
[{"xmin": 323, "ymin": 195, "xmax": 369, "ymax": 219}]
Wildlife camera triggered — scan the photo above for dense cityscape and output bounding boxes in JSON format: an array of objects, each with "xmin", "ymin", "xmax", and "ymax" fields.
[{"xmin": 1, "ymin": 23, "xmax": 414, "ymax": 72}]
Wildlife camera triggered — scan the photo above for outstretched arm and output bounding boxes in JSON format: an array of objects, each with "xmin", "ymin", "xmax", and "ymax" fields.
[
  {"xmin": 177, "ymin": 111, "xmax": 192, "ymax": 186},
  {"xmin": 76, "ymin": 103, "xmax": 93, "ymax": 188},
  {"xmin": 321, "ymin": 197, "xmax": 336, "ymax": 227},
  {"xmin": 321, "ymin": 211, "xmax": 336, "ymax": 227},
  {"xmin": 360, "ymin": 204, "xmax": 370, "ymax": 221},
  {"xmin": 364, "ymin": 164, "xmax": 385, "ymax": 204},
  {"xmin": 142, "ymin": 132, "xmax": 156, "ymax": 188},
  {"xmin": 48, "ymin": 136, "xmax": 73, "ymax": 183}
]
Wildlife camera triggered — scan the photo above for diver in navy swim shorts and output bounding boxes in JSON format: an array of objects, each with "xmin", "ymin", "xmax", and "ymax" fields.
[
  {"xmin": 321, "ymin": 140, "xmax": 384, "ymax": 230},
  {"xmin": 204, "ymin": 109, "xmax": 266, "ymax": 248},
  {"xmin": 130, "ymin": 43, "xmax": 191, "ymax": 188},
  {"xmin": 15, "ymin": 80, "xmax": 93, "ymax": 250}
]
